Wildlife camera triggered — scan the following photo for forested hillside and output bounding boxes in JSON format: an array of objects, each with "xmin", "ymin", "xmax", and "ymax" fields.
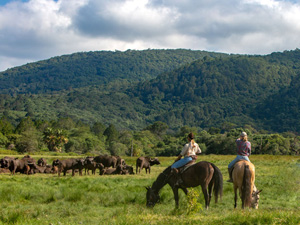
[
  {"xmin": 0, "ymin": 49, "xmax": 225, "ymax": 94},
  {"xmin": 1, "ymin": 49, "xmax": 300, "ymax": 133},
  {"xmin": 132, "ymin": 51, "xmax": 300, "ymax": 131}
]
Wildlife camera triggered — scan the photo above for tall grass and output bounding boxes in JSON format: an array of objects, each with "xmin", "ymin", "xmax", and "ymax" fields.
[{"xmin": 0, "ymin": 155, "xmax": 299, "ymax": 224}]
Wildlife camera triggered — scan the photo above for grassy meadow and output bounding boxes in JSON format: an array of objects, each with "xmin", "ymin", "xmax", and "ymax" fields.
[{"xmin": 0, "ymin": 155, "xmax": 300, "ymax": 225}]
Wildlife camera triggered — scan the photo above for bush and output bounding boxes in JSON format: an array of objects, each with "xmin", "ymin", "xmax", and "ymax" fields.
[
  {"xmin": 15, "ymin": 131, "xmax": 39, "ymax": 153},
  {"xmin": 186, "ymin": 188, "xmax": 203, "ymax": 214},
  {"xmin": 108, "ymin": 142, "xmax": 129, "ymax": 156},
  {"xmin": 0, "ymin": 132, "xmax": 8, "ymax": 148}
]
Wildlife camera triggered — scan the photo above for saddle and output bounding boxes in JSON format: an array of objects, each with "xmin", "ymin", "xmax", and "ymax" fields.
[
  {"xmin": 177, "ymin": 159, "xmax": 196, "ymax": 175},
  {"xmin": 170, "ymin": 159, "xmax": 196, "ymax": 187},
  {"xmin": 228, "ymin": 159, "xmax": 249, "ymax": 183}
]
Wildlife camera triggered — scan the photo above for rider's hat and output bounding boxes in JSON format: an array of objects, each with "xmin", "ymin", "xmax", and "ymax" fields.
[{"xmin": 240, "ymin": 132, "xmax": 247, "ymax": 137}]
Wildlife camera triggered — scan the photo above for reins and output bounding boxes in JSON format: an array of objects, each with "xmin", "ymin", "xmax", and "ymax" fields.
[{"xmin": 161, "ymin": 171, "xmax": 172, "ymax": 185}]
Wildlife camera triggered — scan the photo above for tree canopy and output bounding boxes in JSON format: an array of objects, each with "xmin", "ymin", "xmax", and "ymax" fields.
[
  {"xmin": 1, "ymin": 49, "xmax": 300, "ymax": 133},
  {"xmin": 0, "ymin": 116, "xmax": 298, "ymax": 156}
]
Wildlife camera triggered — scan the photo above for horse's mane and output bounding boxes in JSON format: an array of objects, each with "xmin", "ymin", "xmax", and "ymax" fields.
[{"xmin": 151, "ymin": 166, "xmax": 172, "ymax": 191}]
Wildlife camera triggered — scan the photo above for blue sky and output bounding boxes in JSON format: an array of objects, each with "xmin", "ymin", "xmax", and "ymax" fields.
[
  {"xmin": 0, "ymin": 0, "xmax": 300, "ymax": 71},
  {"xmin": 0, "ymin": 0, "xmax": 23, "ymax": 5},
  {"xmin": 0, "ymin": 0, "xmax": 58, "ymax": 5},
  {"xmin": 0, "ymin": 0, "xmax": 12, "ymax": 5}
]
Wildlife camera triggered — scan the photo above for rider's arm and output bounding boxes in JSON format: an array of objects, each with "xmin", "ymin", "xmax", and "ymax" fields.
[
  {"xmin": 247, "ymin": 142, "xmax": 251, "ymax": 156},
  {"xmin": 174, "ymin": 155, "xmax": 182, "ymax": 162},
  {"xmin": 196, "ymin": 143, "xmax": 201, "ymax": 155}
]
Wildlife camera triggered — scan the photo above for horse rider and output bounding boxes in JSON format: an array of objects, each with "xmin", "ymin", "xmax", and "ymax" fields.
[
  {"xmin": 171, "ymin": 132, "xmax": 201, "ymax": 186},
  {"xmin": 227, "ymin": 131, "xmax": 251, "ymax": 182}
]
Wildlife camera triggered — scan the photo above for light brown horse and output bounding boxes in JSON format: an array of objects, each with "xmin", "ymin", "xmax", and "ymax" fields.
[{"xmin": 232, "ymin": 160, "xmax": 262, "ymax": 209}]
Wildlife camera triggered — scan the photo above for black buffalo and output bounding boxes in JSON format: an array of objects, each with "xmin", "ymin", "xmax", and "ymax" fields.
[
  {"xmin": 31, "ymin": 164, "xmax": 47, "ymax": 173},
  {"xmin": 115, "ymin": 156, "xmax": 126, "ymax": 167},
  {"xmin": 22, "ymin": 155, "xmax": 36, "ymax": 164},
  {"xmin": 94, "ymin": 155, "xmax": 118, "ymax": 168},
  {"xmin": 8, "ymin": 158, "xmax": 30, "ymax": 175},
  {"xmin": 53, "ymin": 158, "xmax": 85, "ymax": 176},
  {"xmin": 37, "ymin": 158, "xmax": 47, "ymax": 167},
  {"xmin": 0, "ymin": 156, "xmax": 16, "ymax": 169},
  {"xmin": 100, "ymin": 165, "xmax": 124, "ymax": 175},
  {"xmin": 122, "ymin": 165, "xmax": 135, "ymax": 175},
  {"xmin": 136, "ymin": 157, "xmax": 160, "ymax": 174},
  {"xmin": 84, "ymin": 157, "xmax": 104, "ymax": 175}
]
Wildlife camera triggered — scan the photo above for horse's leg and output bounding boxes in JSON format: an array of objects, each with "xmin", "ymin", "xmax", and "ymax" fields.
[
  {"xmin": 241, "ymin": 193, "xmax": 245, "ymax": 209},
  {"xmin": 181, "ymin": 187, "xmax": 188, "ymax": 195},
  {"xmin": 234, "ymin": 186, "xmax": 238, "ymax": 208},
  {"xmin": 140, "ymin": 162, "xmax": 144, "ymax": 174},
  {"xmin": 201, "ymin": 185, "xmax": 210, "ymax": 209},
  {"xmin": 208, "ymin": 181, "xmax": 213, "ymax": 203},
  {"xmin": 240, "ymin": 186, "xmax": 245, "ymax": 209},
  {"xmin": 172, "ymin": 187, "xmax": 180, "ymax": 208}
]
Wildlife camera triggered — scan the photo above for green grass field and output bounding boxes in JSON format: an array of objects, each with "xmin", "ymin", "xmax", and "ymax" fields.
[{"xmin": 0, "ymin": 155, "xmax": 300, "ymax": 225}]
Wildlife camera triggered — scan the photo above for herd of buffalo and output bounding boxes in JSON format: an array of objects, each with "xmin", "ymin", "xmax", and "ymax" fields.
[{"xmin": 0, "ymin": 155, "xmax": 161, "ymax": 176}]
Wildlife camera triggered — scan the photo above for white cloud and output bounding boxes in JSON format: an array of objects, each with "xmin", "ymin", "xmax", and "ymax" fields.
[{"xmin": 0, "ymin": 0, "xmax": 300, "ymax": 71}]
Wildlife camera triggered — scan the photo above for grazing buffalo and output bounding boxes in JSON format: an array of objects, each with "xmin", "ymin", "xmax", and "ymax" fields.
[
  {"xmin": 53, "ymin": 158, "xmax": 85, "ymax": 176},
  {"xmin": 51, "ymin": 165, "xmax": 58, "ymax": 174},
  {"xmin": 8, "ymin": 158, "xmax": 30, "ymax": 175},
  {"xmin": 37, "ymin": 158, "xmax": 47, "ymax": 167},
  {"xmin": 136, "ymin": 157, "xmax": 160, "ymax": 174},
  {"xmin": 0, "ymin": 157, "xmax": 29, "ymax": 175},
  {"xmin": 115, "ymin": 156, "xmax": 126, "ymax": 167},
  {"xmin": 31, "ymin": 164, "xmax": 47, "ymax": 174},
  {"xmin": 39, "ymin": 165, "xmax": 58, "ymax": 174},
  {"xmin": 84, "ymin": 157, "xmax": 104, "ymax": 175},
  {"xmin": 22, "ymin": 155, "xmax": 36, "ymax": 164},
  {"xmin": 94, "ymin": 155, "xmax": 118, "ymax": 168},
  {"xmin": 100, "ymin": 165, "xmax": 124, "ymax": 175},
  {"xmin": 0, "ymin": 156, "xmax": 16, "ymax": 169},
  {"xmin": 122, "ymin": 165, "xmax": 135, "ymax": 175},
  {"xmin": 52, "ymin": 159, "xmax": 60, "ymax": 168}
]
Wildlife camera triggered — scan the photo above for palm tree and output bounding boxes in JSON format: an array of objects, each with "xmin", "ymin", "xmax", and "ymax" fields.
[{"xmin": 43, "ymin": 128, "xmax": 68, "ymax": 152}]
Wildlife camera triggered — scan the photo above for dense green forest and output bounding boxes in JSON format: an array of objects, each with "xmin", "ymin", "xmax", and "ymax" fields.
[
  {"xmin": 0, "ymin": 49, "xmax": 226, "ymax": 94},
  {"xmin": 0, "ymin": 49, "xmax": 300, "ymax": 133},
  {"xmin": 0, "ymin": 116, "xmax": 299, "ymax": 156}
]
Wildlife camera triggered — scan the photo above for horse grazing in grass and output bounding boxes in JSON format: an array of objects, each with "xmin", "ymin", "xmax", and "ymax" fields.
[
  {"xmin": 146, "ymin": 161, "xmax": 223, "ymax": 209},
  {"xmin": 232, "ymin": 160, "xmax": 262, "ymax": 209}
]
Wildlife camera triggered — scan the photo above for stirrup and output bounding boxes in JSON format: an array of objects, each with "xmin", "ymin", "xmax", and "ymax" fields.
[
  {"xmin": 174, "ymin": 177, "xmax": 184, "ymax": 187},
  {"xmin": 171, "ymin": 168, "xmax": 179, "ymax": 174}
]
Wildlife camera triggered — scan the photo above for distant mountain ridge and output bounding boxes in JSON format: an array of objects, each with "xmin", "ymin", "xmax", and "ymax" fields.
[
  {"xmin": 1, "ymin": 48, "xmax": 300, "ymax": 132},
  {"xmin": 0, "ymin": 49, "xmax": 226, "ymax": 94}
]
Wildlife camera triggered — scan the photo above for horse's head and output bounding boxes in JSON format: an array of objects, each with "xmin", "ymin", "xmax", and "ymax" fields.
[
  {"xmin": 146, "ymin": 186, "xmax": 160, "ymax": 208},
  {"xmin": 251, "ymin": 185, "xmax": 262, "ymax": 209}
]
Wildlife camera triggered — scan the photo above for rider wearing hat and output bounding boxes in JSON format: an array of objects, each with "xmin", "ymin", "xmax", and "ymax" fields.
[{"xmin": 227, "ymin": 131, "xmax": 251, "ymax": 182}]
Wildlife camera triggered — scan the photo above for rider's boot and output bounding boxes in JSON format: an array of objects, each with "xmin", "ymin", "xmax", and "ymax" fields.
[
  {"xmin": 227, "ymin": 167, "xmax": 234, "ymax": 183},
  {"xmin": 172, "ymin": 168, "xmax": 184, "ymax": 187}
]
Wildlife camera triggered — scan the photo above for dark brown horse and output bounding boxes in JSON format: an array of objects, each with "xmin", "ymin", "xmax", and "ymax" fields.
[
  {"xmin": 232, "ymin": 160, "xmax": 262, "ymax": 209},
  {"xmin": 146, "ymin": 161, "xmax": 223, "ymax": 209}
]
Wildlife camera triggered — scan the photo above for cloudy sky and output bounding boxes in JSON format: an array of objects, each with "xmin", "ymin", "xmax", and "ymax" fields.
[{"xmin": 0, "ymin": 0, "xmax": 300, "ymax": 72}]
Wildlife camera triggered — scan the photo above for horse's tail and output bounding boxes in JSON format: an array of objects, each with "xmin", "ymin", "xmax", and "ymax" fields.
[
  {"xmin": 210, "ymin": 163, "xmax": 223, "ymax": 203},
  {"xmin": 242, "ymin": 164, "xmax": 253, "ymax": 208}
]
